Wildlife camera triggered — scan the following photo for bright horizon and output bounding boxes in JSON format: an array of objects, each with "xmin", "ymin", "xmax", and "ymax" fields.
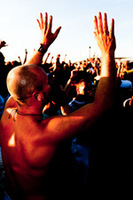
[{"xmin": 0, "ymin": 0, "xmax": 133, "ymax": 63}]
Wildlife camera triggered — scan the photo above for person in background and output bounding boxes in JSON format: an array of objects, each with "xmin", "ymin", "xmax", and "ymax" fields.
[{"xmin": 0, "ymin": 41, "xmax": 10, "ymax": 117}]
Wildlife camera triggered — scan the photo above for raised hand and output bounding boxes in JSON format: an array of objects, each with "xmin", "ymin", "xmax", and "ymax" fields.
[
  {"xmin": 37, "ymin": 12, "xmax": 61, "ymax": 49},
  {"xmin": 0, "ymin": 40, "xmax": 8, "ymax": 49},
  {"xmin": 94, "ymin": 12, "xmax": 116, "ymax": 56}
]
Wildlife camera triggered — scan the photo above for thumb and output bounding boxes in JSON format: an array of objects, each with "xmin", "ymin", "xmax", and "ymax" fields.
[{"xmin": 54, "ymin": 26, "xmax": 62, "ymax": 40}]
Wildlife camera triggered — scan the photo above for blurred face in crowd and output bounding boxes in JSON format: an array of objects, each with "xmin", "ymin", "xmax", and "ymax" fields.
[{"xmin": 76, "ymin": 80, "xmax": 86, "ymax": 95}]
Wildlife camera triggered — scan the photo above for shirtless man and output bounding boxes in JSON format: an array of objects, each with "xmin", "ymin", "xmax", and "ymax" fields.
[{"xmin": 0, "ymin": 12, "xmax": 116, "ymax": 199}]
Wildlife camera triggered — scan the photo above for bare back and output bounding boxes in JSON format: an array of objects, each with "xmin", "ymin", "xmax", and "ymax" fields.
[{"xmin": 0, "ymin": 104, "xmax": 57, "ymax": 200}]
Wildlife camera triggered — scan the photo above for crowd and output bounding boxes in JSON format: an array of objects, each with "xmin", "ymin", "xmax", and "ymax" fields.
[
  {"xmin": 0, "ymin": 11, "xmax": 132, "ymax": 199},
  {"xmin": 1, "ymin": 47, "xmax": 133, "ymax": 114}
]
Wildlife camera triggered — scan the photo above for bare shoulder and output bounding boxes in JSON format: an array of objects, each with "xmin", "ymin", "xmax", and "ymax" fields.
[{"xmin": 4, "ymin": 96, "xmax": 17, "ymax": 109}]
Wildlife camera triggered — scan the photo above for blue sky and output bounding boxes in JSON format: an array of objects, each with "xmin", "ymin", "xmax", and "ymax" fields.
[{"xmin": 0, "ymin": 0, "xmax": 133, "ymax": 62}]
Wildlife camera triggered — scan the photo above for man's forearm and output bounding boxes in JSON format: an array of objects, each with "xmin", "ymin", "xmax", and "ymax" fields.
[
  {"xmin": 26, "ymin": 43, "xmax": 48, "ymax": 65},
  {"xmin": 101, "ymin": 53, "xmax": 116, "ymax": 77},
  {"xmin": 94, "ymin": 53, "xmax": 116, "ymax": 113},
  {"xmin": 26, "ymin": 49, "xmax": 47, "ymax": 65}
]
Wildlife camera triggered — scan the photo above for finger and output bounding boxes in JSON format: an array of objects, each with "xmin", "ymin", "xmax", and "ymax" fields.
[
  {"xmin": 40, "ymin": 13, "xmax": 44, "ymax": 29},
  {"xmin": 37, "ymin": 19, "xmax": 41, "ymax": 29},
  {"xmin": 47, "ymin": 15, "xmax": 53, "ymax": 32},
  {"xmin": 94, "ymin": 16, "xmax": 99, "ymax": 34},
  {"xmin": 103, "ymin": 13, "xmax": 109, "ymax": 35},
  {"xmin": 98, "ymin": 12, "xmax": 103, "ymax": 34},
  {"xmin": 54, "ymin": 26, "xmax": 62, "ymax": 39},
  {"xmin": 93, "ymin": 31, "xmax": 97, "ymax": 40},
  {"xmin": 44, "ymin": 12, "xmax": 48, "ymax": 34},
  {"xmin": 110, "ymin": 18, "xmax": 115, "ymax": 37}
]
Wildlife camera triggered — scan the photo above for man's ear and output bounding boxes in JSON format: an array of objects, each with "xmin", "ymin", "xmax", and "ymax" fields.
[{"xmin": 33, "ymin": 92, "xmax": 43, "ymax": 102}]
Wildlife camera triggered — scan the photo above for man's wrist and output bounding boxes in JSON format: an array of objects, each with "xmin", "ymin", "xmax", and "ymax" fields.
[
  {"xmin": 38, "ymin": 44, "xmax": 48, "ymax": 54},
  {"xmin": 102, "ymin": 51, "xmax": 115, "ymax": 59}
]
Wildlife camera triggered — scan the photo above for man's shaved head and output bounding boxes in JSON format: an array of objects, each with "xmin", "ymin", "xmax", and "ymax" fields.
[{"xmin": 7, "ymin": 65, "xmax": 48, "ymax": 104}]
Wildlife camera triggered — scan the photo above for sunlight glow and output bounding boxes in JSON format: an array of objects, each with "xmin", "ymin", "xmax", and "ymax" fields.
[
  {"xmin": 8, "ymin": 134, "xmax": 15, "ymax": 147},
  {"xmin": 0, "ymin": 0, "xmax": 133, "ymax": 63}
]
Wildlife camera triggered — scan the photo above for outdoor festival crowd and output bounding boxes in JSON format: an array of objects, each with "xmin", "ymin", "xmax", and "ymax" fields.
[{"xmin": 0, "ymin": 11, "xmax": 132, "ymax": 200}]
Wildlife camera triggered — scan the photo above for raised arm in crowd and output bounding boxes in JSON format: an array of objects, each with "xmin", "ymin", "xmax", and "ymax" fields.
[{"xmin": 26, "ymin": 12, "xmax": 61, "ymax": 65}]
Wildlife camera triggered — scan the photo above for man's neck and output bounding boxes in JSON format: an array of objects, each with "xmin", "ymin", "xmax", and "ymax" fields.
[{"xmin": 17, "ymin": 105, "xmax": 42, "ymax": 116}]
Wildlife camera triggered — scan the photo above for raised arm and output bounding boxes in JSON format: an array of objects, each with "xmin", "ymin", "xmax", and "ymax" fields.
[
  {"xmin": 94, "ymin": 12, "xmax": 116, "ymax": 77},
  {"xmin": 93, "ymin": 12, "xmax": 116, "ymax": 110},
  {"xmin": 0, "ymin": 41, "xmax": 8, "ymax": 49},
  {"xmin": 42, "ymin": 12, "xmax": 116, "ymax": 144},
  {"xmin": 26, "ymin": 12, "xmax": 61, "ymax": 65},
  {"xmin": 23, "ymin": 49, "xmax": 28, "ymax": 64}
]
